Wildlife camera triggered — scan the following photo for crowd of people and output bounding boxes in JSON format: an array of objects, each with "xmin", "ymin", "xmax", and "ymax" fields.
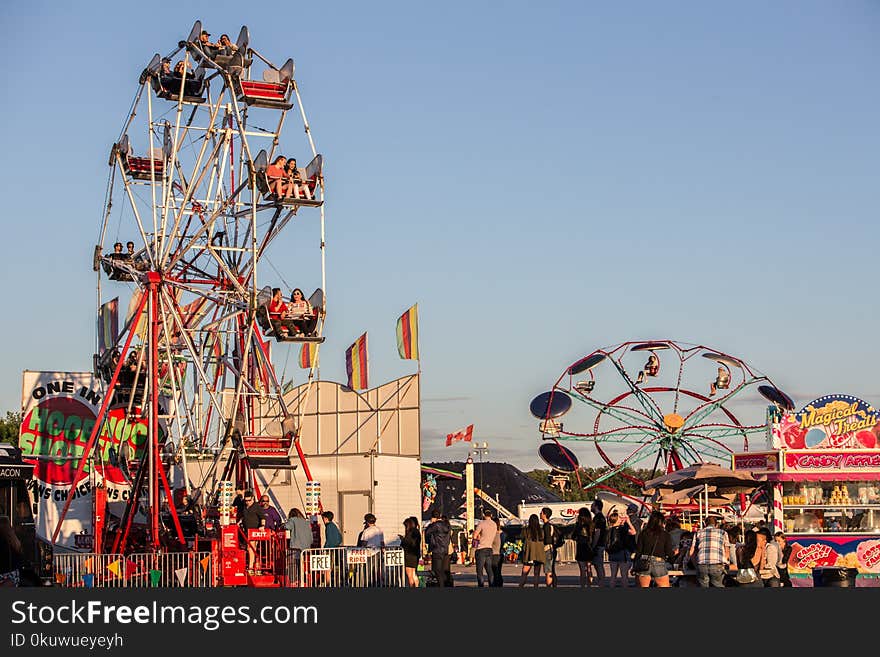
[
  {"xmin": 222, "ymin": 491, "xmax": 793, "ymax": 588},
  {"xmin": 503, "ymin": 501, "xmax": 792, "ymax": 589}
]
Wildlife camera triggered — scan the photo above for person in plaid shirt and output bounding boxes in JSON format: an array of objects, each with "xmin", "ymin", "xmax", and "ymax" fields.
[{"xmin": 688, "ymin": 514, "xmax": 732, "ymax": 588}]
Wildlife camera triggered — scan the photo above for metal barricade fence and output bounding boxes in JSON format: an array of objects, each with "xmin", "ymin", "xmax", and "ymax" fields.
[
  {"xmin": 52, "ymin": 551, "xmax": 214, "ymax": 588},
  {"xmin": 557, "ymin": 539, "xmax": 576, "ymax": 563},
  {"xmin": 246, "ymin": 529, "xmax": 287, "ymax": 578},
  {"xmin": 284, "ymin": 548, "xmax": 302, "ymax": 586},
  {"xmin": 298, "ymin": 547, "xmax": 406, "ymax": 588}
]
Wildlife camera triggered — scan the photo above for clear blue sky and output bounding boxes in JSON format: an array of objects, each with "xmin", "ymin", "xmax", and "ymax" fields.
[{"xmin": 1, "ymin": 2, "xmax": 878, "ymax": 471}]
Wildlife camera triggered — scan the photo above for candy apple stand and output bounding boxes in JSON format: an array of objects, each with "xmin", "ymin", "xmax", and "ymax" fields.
[{"xmin": 733, "ymin": 394, "xmax": 880, "ymax": 587}]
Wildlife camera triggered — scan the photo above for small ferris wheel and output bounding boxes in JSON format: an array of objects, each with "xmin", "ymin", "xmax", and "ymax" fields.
[{"xmin": 530, "ymin": 339, "xmax": 795, "ymax": 493}]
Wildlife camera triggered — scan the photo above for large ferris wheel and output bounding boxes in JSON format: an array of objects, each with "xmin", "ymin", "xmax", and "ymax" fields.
[{"xmin": 73, "ymin": 21, "xmax": 326, "ymax": 552}]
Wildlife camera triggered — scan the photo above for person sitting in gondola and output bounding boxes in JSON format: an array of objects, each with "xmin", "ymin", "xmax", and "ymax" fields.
[
  {"xmin": 217, "ymin": 33, "xmax": 238, "ymax": 56},
  {"xmin": 283, "ymin": 157, "xmax": 312, "ymax": 200},
  {"xmin": 285, "ymin": 288, "xmax": 318, "ymax": 337},
  {"xmin": 266, "ymin": 156, "xmax": 290, "ymax": 199},
  {"xmin": 635, "ymin": 353, "xmax": 660, "ymax": 385},
  {"xmin": 267, "ymin": 287, "xmax": 290, "ymax": 336},
  {"xmin": 198, "ymin": 30, "xmax": 218, "ymax": 58},
  {"xmin": 710, "ymin": 366, "xmax": 731, "ymax": 397},
  {"xmin": 103, "ymin": 242, "xmax": 130, "ymax": 278},
  {"xmin": 156, "ymin": 58, "xmax": 173, "ymax": 92},
  {"xmin": 172, "ymin": 60, "xmax": 190, "ymax": 78}
]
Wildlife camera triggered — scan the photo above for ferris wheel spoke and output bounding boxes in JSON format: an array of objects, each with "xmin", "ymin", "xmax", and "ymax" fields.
[
  {"xmin": 589, "ymin": 440, "xmax": 662, "ymax": 486},
  {"xmin": 681, "ymin": 381, "xmax": 753, "ymax": 429},
  {"xmin": 158, "ymin": 286, "xmax": 231, "ymax": 437},
  {"xmin": 675, "ymin": 438, "xmax": 732, "ymax": 463},
  {"xmin": 606, "ymin": 358, "xmax": 664, "ymax": 422},
  {"xmin": 578, "ymin": 396, "xmax": 658, "ymax": 431},
  {"xmin": 156, "ymin": 307, "xmax": 192, "ymax": 448},
  {"xmin": 571, "ymin": 427, "xmax": 661, "ymax": 443}
]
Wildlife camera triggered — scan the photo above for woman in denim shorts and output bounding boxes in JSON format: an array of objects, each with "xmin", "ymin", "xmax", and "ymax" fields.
[{"xmin": 633, "ymin": 510, "xmax": 677, "ymax": 588}]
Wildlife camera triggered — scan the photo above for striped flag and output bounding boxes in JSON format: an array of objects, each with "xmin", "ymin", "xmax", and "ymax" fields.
[
  {"xmin": 126, "ymin": 289, "xmax": 148, "ymax": 341},
  {"xmin": 98, "ymin": 297, "xmax": 119, "ymax": 354},
  {"xmin": 396, "ymin": 303, "xmax": 419, "ymax": 360},
  {"xmin": 345, "ymin": 332, "xmax": 368, "ymax": 390},
  {"xmin": 445, "ymin": 424, "xmax": 474, "ymax": 447},
  {"xmin": 299, "ymin": 342, "xmax": 317, "ymax": 369}
]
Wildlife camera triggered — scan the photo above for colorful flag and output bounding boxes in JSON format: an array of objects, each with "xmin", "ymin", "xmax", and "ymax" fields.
[
  {"xmin": 445, "ymin": 424, "xmax": 474, "ymax": 447},
  {"xmin": 396, "ymin": 303, "xmax": 419, "ymax": 360},
  {"xmin": 125, "ymin": 289, "xmax": 148, "ymax": 341},
  {"xmin": 97, "ymin": 297, "xmax": 119, "ymax": 354},
  {"xmin": 174, "ymin": 567, "xmax": 188, "ymax": 586},
  {"xmin": 345, "ymin": 333, "xmax": 368, "ymax": 390},
  {"xmin": 299, "ymin": 342, "xmax": 317, "ymax": 369}
]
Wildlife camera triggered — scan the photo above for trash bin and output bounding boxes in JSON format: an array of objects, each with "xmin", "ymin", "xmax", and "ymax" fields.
[{"xmin": 812, "ymin": 567, "xmax": 858, "ymax": 588}]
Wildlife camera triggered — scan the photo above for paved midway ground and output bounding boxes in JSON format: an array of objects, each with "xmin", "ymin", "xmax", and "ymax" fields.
[{"xmin": 446, "ymin": 561, "xmax": 637, "ymax": 588}]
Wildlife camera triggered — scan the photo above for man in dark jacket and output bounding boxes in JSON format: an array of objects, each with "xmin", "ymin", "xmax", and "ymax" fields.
[{"xmin": 424, "ymin": 509, "xmax": 452, "ymax": 587}]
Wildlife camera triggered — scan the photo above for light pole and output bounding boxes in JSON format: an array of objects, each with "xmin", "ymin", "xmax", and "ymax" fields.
[{"xmin": 473, "ymin": 442, "xmax": 489, "ymax": 515}]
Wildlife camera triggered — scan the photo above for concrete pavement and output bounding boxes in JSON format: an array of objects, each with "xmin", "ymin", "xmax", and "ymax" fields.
[{"xmin": 444, "ymin": 561, "xmax": 637, "ymax": 588}]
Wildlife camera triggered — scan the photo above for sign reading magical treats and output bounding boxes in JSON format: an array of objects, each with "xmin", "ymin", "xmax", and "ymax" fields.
[{"xmin": 772, "ymin": 394, "xmax": 880, "ymax": 451}]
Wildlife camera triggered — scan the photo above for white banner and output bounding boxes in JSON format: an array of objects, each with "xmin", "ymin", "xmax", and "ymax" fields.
[{"xmin": 19, "ymin": 371, "xmax": 149, "ymax": 551}]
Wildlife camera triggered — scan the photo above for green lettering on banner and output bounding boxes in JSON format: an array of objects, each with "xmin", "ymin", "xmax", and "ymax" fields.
[
  {"xmin": 129, "ymin": 423, "xmax": 148, "ymax": 448},
  {"xmin": 26, "ymin": 408, "xmax": 47, "ymax": 433},
  {"xmin": 47, "ymin": 411, "xmax": 65, "ymax": 437},
  {"xmin": 63, "ymin": 414, "xmax": 83, "ymax": 442}
]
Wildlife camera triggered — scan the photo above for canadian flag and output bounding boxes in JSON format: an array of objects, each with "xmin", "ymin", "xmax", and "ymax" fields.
[{"xmin": 446, "ymin": 424, "xmax": 474, "ymax": 447}]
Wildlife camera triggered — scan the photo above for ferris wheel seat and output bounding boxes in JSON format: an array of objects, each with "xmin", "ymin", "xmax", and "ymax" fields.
[
  {"xmin": 124, "ymin": 156, "xmax": 165, "ymax": 181},
  {"xmin": 235, "ymin": 79, "xmax": 293, "ymax": 110},
  {"xmin": 241, "ymin": 435, "xmax": 299, "ymax": 469},
  {"xmin": 271, "ymin": 196, "xmax": 323, "ymax": 208},
  {"xmin": 153, "ymin": 76, "xmax": 207, "ymax": 104},
  {"xmin": 275, "ymin": 333, "xmax": 325, "ymax": 344}
]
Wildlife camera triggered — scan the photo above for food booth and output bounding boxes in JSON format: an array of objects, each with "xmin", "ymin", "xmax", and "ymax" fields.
[{"xmin": 733, "ymin": 394, "xmax": 880, "ymax": 586}]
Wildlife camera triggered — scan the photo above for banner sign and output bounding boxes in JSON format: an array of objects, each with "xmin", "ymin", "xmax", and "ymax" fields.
[
  {"xmin": 786, "ymin": 535, "xmax": 880, "ymax": 575},
  {"xmin": 732, "ymin": 452, "xmax": 779, "ymax": 473},
  {"xmin": 772, "ymin": 394, "xmax": 879, "ymax": 450},
  {"xmin": 783, "ymin": 450, "xmax": 880, "ymax": 472},
  {"xmin": 18, "ymin": 371, "xmax": 153, "ymax": 550}
]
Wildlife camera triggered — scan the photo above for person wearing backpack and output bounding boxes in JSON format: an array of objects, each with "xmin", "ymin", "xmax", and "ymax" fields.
[
  {"xmin": 572, "ymin": 507, "xmax": 595, "ymax": 588},
  {"xmin": 606, "ymin": 508, "xmax": 637, "ymax": 587},
  {"xmin": 590, "ymin": 499, "xmax": 608, "ymax": 587},
  {"xmin": 424, "ymin": 509, "xmax": 452, "ymax": 587},
  {"xmin": 540, "ymin": 507, "xmax": 560, "ymax": 588}
]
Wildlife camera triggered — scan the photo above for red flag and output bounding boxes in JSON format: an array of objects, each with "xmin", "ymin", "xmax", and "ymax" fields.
[{"xmin": 445, "ymin": 424, "xmax": 474, "ymax": 447}]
